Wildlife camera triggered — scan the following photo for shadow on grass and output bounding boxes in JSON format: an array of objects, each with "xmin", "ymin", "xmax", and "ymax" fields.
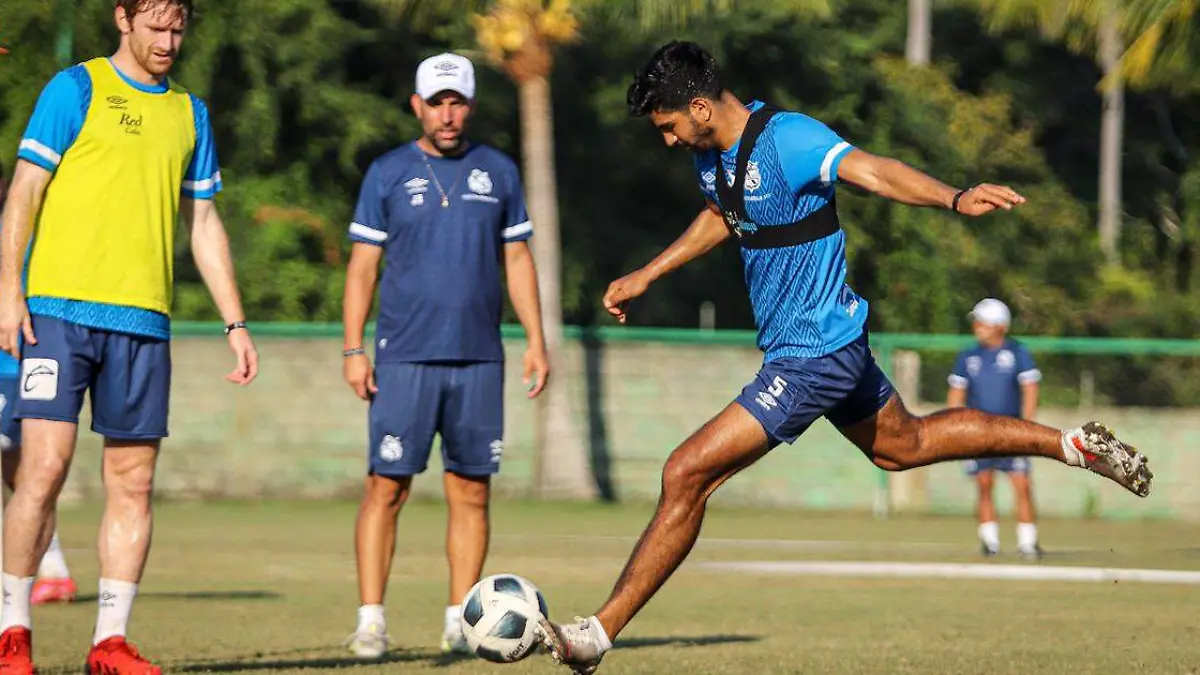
[
  {"xmin": 74, "ymin": 590, "xmax": 283, "ymax": 603},
  {"xmin": 160, "ymin": 635, "xmax": 760, "ymax": 672}
]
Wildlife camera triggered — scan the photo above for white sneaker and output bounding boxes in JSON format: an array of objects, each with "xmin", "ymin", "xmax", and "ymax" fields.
[
  {"xmin": 538, "ymin": 616, "xmax": 607, "ymax": 674},
  {"xmin": 344, "ymin": 623, "xmax": 390, "ymax": 659},
  {"xmin": 441, "ymin": 625, "xmax": 471, "ymax": 655}
]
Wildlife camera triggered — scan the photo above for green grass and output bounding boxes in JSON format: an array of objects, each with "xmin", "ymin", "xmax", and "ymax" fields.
[{"xmin": 28, "ymin": 499, "xmax": 1200, "ymax": 674}]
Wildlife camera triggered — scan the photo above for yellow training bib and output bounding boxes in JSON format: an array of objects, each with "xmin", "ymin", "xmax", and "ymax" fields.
[{"xmin": 27, "ymin": 57, "xmax": 196, "ymax": 316}]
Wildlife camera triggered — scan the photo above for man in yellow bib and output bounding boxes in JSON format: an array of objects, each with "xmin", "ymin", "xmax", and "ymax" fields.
[{"xmin": 0, "ymin": 1, "xmax": 258, "ymax": 672}]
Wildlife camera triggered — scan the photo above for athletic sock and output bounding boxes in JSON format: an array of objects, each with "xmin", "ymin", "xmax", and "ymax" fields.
[
  {"xmin": 37, "ymin": 531, "xmax": 71, "ymax": 580},
  {"xmin": 587, "ymin": 616, "xmax": 613, "ymax": 652},
  {"xmin": 0, "ymin": 574, "xmax": 35, "ymax": 632},
  {"xmin": 93, "ymin": 578, "xmax": 138, "ymax": 645},
  {"xmin": 978, "ymin": 521, "xmax": 1000, "ymax": 551},
  {"xmin": 445, "ymin": 604, "xmax": 462, "ymax": 635},
  {"xmin": 1060, "ymin": 428, "xmax": 1086, "ymax": 467},
  {"xmin": 1017, "ymin": 522, "xmax": 1039, "ymax": 550},
  {"xmin": 358, "ymin": 604, "xmax": 386, "ymax": 633}
]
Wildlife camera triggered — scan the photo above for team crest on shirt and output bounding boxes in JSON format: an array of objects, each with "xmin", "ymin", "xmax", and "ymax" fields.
[
  {"xmin": 966, "ymin": 356, "xmax": 983, "ymax": 377},
  {"xmin": 745, "ymin": 161, "xmax": 762, "ymax": 191},
  {"xmin": 379, "ymin": 435, "xmax": 404, "ymax": 462},
  {"xmin": 468, "ymin": 169, "xmax": 493, "ymax": 195},
  {"xmin": 995, "ymin": 349, "xmax": 1015, "ymax": 372}
]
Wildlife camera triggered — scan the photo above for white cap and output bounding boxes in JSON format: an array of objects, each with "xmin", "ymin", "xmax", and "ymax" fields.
[
  {"xmin": 415, "ymin": 53, "xmax": 476, "ymax": 101},
  {"xmin": 969, "ymin": 298, "xmax": 1012, "ymax": 327}
]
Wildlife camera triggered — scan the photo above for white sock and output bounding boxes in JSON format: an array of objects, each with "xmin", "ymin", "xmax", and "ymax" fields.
[
  {"xmin": 1017, "ymin": 523, "xmax": 1039, "ymax": 550},
  {"xmin": 586, "ymin": 616, "xmax": 613, "ymax": 652},
  {"xmin": 445, "ymin": 604, "xmax": 462, "ymax": 635},
  {"xmin": 357, "ymin": 604, "xmax": 386, "ymax": 633},
  {"xmin": 978, "ymin": 521, "xmax": 1000, "ymax": 550},
  {"xmin": 1060, "ymin": 429, "xmax": 1086, "ymax": 466},
  {"xmin": 37, "ymin": 531, "xmax": 71, "ymax": 580},
  {"xmin": 93, "ymin": 578, "xmax": 138, "ymax": 645},
  {"xmin": 0, "ymin": 574, "xmax": 35, "ymax": 632}
]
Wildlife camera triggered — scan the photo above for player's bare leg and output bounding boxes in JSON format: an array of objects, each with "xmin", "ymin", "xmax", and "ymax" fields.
[
  {"xmin": 837, "ymin": 394, "xmax": 1151, "ymax": 496},
  {"xmin": 347, "ymin": 473, "xmax": 410, "ymax": 658},
  {"xmin": 3, "ymin": 445, "xmax": 77, "ymax": 604},
  {"xmin": 540, "ymin": 403, "xmax": 771, "ymax": 674},
  {"xmin": 1009, "ymin": 471, "xmax": 1041, "ymax": 558},
  {"xmin": 975, "ymin": 470, "xmax": 1000, "ymax": 556},
  {"xmin": 442, "ymin": 472, "xmax": 490, "ymax": 654}
]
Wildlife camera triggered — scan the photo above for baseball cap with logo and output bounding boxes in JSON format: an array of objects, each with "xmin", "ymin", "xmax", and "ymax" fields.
[
  {"xmin": 415, "ymin": 53, "xmax": 476, "ymax": 101},
  {"xmin": 969, "ymin": 298, "xmax": 1012, "ymax": 327}
]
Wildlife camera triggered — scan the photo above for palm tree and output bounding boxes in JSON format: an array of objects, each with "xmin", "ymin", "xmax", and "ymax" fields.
[
  {"xmin": 976, "ymin": 0, "xmax": 1196, "ymax": 265},
  {"xmin": 373, "ymin": 0, "xmax": 836, "ymax": 500}
]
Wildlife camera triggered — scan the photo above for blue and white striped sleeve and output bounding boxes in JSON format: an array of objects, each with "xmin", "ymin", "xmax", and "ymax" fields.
[
  {"xmin": 776, "ymin": 113, "xmax": 855, "ymax": 192},
  {"xmin": 348, "ymin": 162, "xmax": 388, "ymax": 246},
  {"xmin": 17, "ymin": 67, "xmax": 89, "ymax": 173},
  {"xmin": 182, "ymin": 95, "xmax": 223, "ymax": 200},
  {"xmin": 502, "ymin": 163, "xmax": 532, "ymax": 243},
  {"xmin": 948, "ymin": 350, "xmax": 970, "ymax": 390}
]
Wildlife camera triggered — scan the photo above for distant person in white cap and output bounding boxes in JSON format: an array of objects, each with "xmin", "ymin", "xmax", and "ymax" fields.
[
  {"xmin": 946, "ymin": 298, "xmax": 1043, "ymax": 559},
  {"xmin": 340, "ymin": 52, "xmax": 549, "ymax": 658}
]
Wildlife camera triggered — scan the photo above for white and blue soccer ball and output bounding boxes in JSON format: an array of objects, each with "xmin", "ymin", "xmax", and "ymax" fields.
[{"xmin": 460, "ymin": 573, "xmax": 548, "ymax": 663}]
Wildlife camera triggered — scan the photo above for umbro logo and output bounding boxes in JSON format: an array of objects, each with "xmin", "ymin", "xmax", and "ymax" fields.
[
  {"xmin": 435, "ymin": 60, "xmax": 459, "ymax": 72},
  {"xmin": 106, "ymin": 95, "xmax": 128, "ymax": 110},
  {"xmin": 404, "ymin": 177, "xmax": 429, "ymax": 191}
]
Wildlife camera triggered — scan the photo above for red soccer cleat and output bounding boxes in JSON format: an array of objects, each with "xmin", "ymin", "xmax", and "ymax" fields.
[
  {"xmin": 0, "ymin": 627, "xmax": 35, "ymax": 674},
  {"xmin": 86, "ymin": 637, "xmax": 160, "ymax": 675},
  {"xmin": 30, "ymin": 578, "xmax": 77, "ymax": 605}
]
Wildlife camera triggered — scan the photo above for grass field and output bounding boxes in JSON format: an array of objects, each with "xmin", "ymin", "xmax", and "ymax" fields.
[{"xmin": 27, "ymin": 499, "xmax": 1200, "ymax": 674}]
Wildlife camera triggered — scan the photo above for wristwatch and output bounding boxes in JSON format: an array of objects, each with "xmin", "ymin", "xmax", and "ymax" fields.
[{"xmin": 224, "ymin": 320, "xmax": 248, "ymax": 335}]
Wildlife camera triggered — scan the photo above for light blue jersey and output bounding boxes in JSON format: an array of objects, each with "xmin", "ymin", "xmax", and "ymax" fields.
[{"xmin": 695, "ymin": 101, "xmax": 866, "ymax": 361}]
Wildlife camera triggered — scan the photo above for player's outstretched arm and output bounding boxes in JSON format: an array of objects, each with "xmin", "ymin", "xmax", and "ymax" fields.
[
  {"xmin": 0, "ymin": 160, "xmax": 51, "ymax": 356},
  {"xmin": 504, "ymin": 241, "xmax": 549, "ymax": 398},
  {"xmin": 603, "ymin": 203, "xmax": 729, "ymax": 324},
  {"xmin": 183, "ymin": 197, "xmax": 258, "ymax": 385},
  {"xmin": 836, "ymin": 149, "xmax": 1026, "ymax": 216},
  {"xmin": 342, "ymin": 243, "xmax": 382, "ymax": 401}
]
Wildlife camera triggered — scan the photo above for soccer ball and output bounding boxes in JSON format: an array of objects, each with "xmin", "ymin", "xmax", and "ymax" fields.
[{"xmin": 460, "ymin": 573, "xmax": 548, "ymax": 663}]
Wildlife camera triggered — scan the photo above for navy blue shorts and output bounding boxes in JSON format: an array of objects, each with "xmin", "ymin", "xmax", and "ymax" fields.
[
  {"xmin": 735, "ymin": 331, "xmax": 895, "ymax": 445},
  {"xmin": 965, "ymin": 457, "xmax": 1030, "ymax": 475},
  {"xmin": 14, "ymin": 316, "xmax": 171, "ymax": 440},
  {"xmin": 368, "ymin": 362, "xmax": 504, "ymax": 477},
  {"xmin": 0, "ymin": 375, "xmax": 20, "ymax": 450}
]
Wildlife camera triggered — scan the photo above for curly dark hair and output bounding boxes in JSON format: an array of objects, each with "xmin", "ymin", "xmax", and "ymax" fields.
[
  {"xmin": 627, "ymin": 41, "xmax": 725, "ymax": 117},
  {"xmin": 113, "ymin": 0, "xmax": 194, "ymax": 23}
]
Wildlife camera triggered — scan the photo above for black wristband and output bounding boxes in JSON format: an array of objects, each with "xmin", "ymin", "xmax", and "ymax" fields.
[
  {"xmin": 343, "ymin": 347, "xmax": 366, "ymax": 358},
  {"xmin": 951, "ymin": 189, "xmax": 968, "ymax": 213},
  {"xmin": 224, "ymin": 320, "xmax": 247, "ymax": 335}
]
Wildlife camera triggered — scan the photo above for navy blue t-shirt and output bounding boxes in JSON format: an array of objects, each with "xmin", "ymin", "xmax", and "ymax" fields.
[
  {"xmin": 348, "ymin": 142, "xmax": 532, "ymax": 363},
  {"xmin": 949, "ymin": 339, "xmax": 1041, "ymax": 417}
]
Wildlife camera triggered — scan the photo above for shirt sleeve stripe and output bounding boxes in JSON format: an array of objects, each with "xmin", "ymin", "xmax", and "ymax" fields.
[
  {"xmin": 182, "ymin": 171, "xmax": 222, "ymax": 192},
  {"xmin": 349, "ymin": 222, "xmax": 387, "ymax": 242},
  {"xmin": 18, "ymin": 139, "xmax": 62, "ymax": 167},
  {"xmin": 503, "ymin": 221, "xmax": 533, "ymax": 240},
  {"xmin": 820, "ymin": 141, "xmax": 851, "ymax": 184},
  {"xmin": 947, "ymin": 374, "xmax": 969, "ymax": 389},
  {"xmin": 1018, "ymin": 369, "xmax": 1042, "ymax": 384}
]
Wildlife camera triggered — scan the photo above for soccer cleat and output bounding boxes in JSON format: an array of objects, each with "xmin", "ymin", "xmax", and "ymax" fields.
[
  {"xmin": 343, "ymin": 624, "xmax": 390, "ymax": 659},
  {"xmin": 85, "ymin": 636, "xmax": 160, "ymax": 675},
  {"xmin": 31, "ymin": 578, "xmax": 77, "ymax": 605},
  {"xmin": 0, "ymin": 627, "xmax": 35, "ymax": 674},
  {"xmin": 1064, "ymin": 422, "xmax": 1153, "ymax": 497},
  {"xmin": 440, "ymin": 626, "xmax": 471, "ymax": 655},
  {"xmin": 537, "ymin": 617, "xmax": 606, "ymax": 675}
]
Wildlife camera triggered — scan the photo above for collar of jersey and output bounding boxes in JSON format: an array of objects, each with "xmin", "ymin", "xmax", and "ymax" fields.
[
  {"xmin": 722, "ymin": 99, "xmax": 767, "ymax": 161},
  {"xmin": 104, "ymin": 57, "xmax": 170, "ymax": 95}
]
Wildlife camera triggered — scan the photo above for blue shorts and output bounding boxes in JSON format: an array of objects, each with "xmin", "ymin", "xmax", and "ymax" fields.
[
  {"xmin": 0, "ymin": 375, "xmax": 20, "ymax": 450},
  {"xmin": 368, "ymin": 362, "xmax": 504, "ymax": 477},
  {"xmin": 735, "ymin": 331, "xmax": 895, "ymax": 445},
  {"xmin": 965, "ymin": 457, "xmax": 1030, "ymax": 475},
  {"xmin": 14, "ymin": 316, "xmax": 171, "ymax": 440}
]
